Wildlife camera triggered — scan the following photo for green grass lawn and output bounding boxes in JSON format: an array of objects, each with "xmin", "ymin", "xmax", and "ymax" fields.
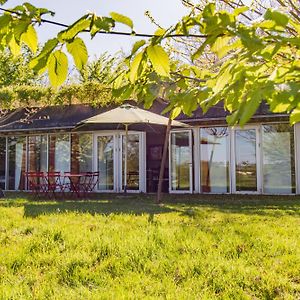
[{"xmin": 0, "ymin": 194, "xmax": 300, "ymax": 299}]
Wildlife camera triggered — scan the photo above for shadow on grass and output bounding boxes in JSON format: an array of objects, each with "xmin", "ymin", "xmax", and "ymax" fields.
[
  {"xmin": 23, "ymin": 195, "xmax": 177, "ymax": 218},
  {"xmin": 163, "ymin": 194, "xmax": 300, "ymax": 217},
  {"xmin": 2, "ymin": 192, "xmax": 300, "ymax": 218}
]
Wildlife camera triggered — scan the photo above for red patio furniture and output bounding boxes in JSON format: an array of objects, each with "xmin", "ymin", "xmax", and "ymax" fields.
[
  {"xmin": 45, "ymin": 172, "xmax": 63, "ymax": 198},
  {"xmin": 85, "ymin": 171, "xmax": 99, "ymax": 192},
  {"xmin": 25, "ymin": 172, "xmax": 47, "ymax": 198},
  {"xmin": 63, "ymin": 172, "xmax": 86, "ymax": 198}
]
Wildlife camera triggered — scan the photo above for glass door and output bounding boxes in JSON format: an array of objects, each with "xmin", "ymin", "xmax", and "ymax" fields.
[
  {"xmin": 94, "ymin": 132, "xmax": 145, "ymax": 193},
  {"xmin": 95, "ymin": 134, "xmax": 116, "ymax": 191},
  {"xmin": 233, "ymin": 127, "xmax": 260, "ymax": 193},
  {"xmin": 119, "ymin": 132, "xmax": 145, "ymax": 192},
  {"xmin": 169, "ymin": 130, "xmax": 193, "ymax": 193}
]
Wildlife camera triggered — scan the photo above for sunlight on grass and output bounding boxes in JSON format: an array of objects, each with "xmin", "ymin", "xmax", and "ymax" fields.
[{"xmin": 0, "ymin": 195, "xmax": 300, "ymax": 299}]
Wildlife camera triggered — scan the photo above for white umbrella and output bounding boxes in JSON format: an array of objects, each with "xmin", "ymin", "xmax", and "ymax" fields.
[{"xmin": 79, "ymin": 104, "xmax": 188, "ymax": 192}]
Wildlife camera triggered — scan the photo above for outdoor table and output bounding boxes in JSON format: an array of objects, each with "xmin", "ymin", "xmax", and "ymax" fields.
[
  {"xmin": 63, "ymin": 173, "xmax": 92, "ymax": 198},
  {"xmin": 26, "ymin": 172, "xmax": 99, "ymax": 199}
]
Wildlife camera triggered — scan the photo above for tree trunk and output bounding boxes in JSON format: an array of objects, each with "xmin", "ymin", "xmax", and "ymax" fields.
[{"xmin": 156, "ymin": 116, "xmax": 172, "ymax": 204}]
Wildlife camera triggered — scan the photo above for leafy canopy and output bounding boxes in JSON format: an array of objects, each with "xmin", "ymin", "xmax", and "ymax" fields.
[{"xmin": 0, "ymin": 1, "xmax": 299, "ymax": 124}]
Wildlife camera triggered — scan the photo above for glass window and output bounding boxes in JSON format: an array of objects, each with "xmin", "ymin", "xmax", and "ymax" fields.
[
  {"xmin": 262, "ymin": 124, "xmax": 295, "ymax": 194},
  {"xmin": 8, "ymin": 136, "xmax": 26, "ymax": 190},
  {"xmin": 28, "ymin": 135, "xmax": 47, "ymax": 172},
  {"xmin": 0, "ymin": 137, "xmax": 6, "ymax": 190},
  {"xmin": 200, "ymin": 127, "xmax": 230, "ymax": 193},
  {"xmin": 170, "ymin": 131, "xmax": 191, "ymax": 191},
  {"xmin": 71, "ymin": 134, "xmax": 93, "ymax": 173},
  {"xmin": 122, "ymin": 134, "xmax": 139, "ymax": 190},
  {"xmin": 97, "ymin": 135, "xmax": 114, "ymax": 190},
  {"xmin": 235, "ymin": 129, "xmax": 257, "ymax": 192},
  {"xmin": 48, "ymin": 134, "xmax": 70, "ymax": 173}
]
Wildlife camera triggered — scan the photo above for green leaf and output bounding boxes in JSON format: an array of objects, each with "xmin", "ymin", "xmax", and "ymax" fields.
[
  {"xmin": 21, "ymin": 24, "xmax": 38, "ymax": 53},
  {"xmin": 90, "ymin": 16, "xmax": 115, "ymax": 37},
  {"xmin": 112, "ymin": 84, "xmax": 133, "ymax": 100},
  {"xmin": 47, "ymin": 50, "xmax": 68, "ymax": 87},
  {"xmin": 131, "ymin": 40, "xmax": 146, "ymax": 56},
  {"xmin": 290, "ymin": 108, "xmax": 300, "ymax": 124},
  {"xmin": 58, "ymin": 15, "xmax": 90, "ymax": 41},
  {"xmin": 154, "ymin": 28, "xmax": 166, "ymax": 36},
  {"xmin": 8, "ymin": 35, "xmax": 20, "ymax": 56},
  {"xmin": 0, "ymin": 14, "xmax": 11, "ymax": 29},
  {"xmin": 66, "ymin": 37, "xmax": 88, "ymax": 70},
  {"xmin": 170, "ymin": 107, "xmax": 182, "ymax": 119},
  {"xmin": 211, "ymin": 36, "xmax": 232, "ymax": 58},
  {"xmin": 213, "ymin": 65, "xmax": 232, "ymax": 94},
  {"xmin": 181, "ymin": 93, "xmax": 198, "ymax": 116},
  {"xmin": 13, "ymin": 21, "xmax": 30, "ymax": 42},
  {"xmin": 233, "ymin": 6, "xmax": 249, "ymax": 16},
  {"xmin": 147, "ymin": 45, "xmax": 170, "ymax": 77},
  {"xmin": 110, "ymin": 12, "xmax": 133, "ymax": 29},
  {"xmin": 29, "ymin": 38, "xmax": 58, "ymax": 73},
  {"xmin": 129, "ymin": 51, "xmax": 144, "ymax": 83},
  {"xmin": 264, "ymin": 9, "xmax": 289, "ymax": 27},
  {"xmin": 240, "ymin": 92, "xmax": 261, "ymax": 125}
]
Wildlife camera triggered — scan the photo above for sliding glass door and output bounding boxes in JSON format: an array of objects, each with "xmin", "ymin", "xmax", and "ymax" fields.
[
  {"xmin": 200, "ymin": 127, "xmax": 230, "ymax": 193},
  {"xmin": 233, "ymin": 127, "xmax": 260, "ymax": 193},
  {"xmin": 96, "ymin": 134, "xmax": 116, "ymax": 191},
  {"xmin": 120, "ymin": 133, "xmax": 140, "ymax": 191},
  {"xmin": 170, "ymin": 130, "xmax": 193, "ymax": 193},
  {"xmin": 262, "ymin": 124, "xmax": 295, "ymax": 194},
  {"xmin": 94, "ymin": 132, "xmax": 145, "ymax": 192}
]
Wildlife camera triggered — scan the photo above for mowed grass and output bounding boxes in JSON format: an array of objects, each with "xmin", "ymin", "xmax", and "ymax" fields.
[{"xmin": 0, "ymin": 194, "xmax": 300, "ymax": 299}]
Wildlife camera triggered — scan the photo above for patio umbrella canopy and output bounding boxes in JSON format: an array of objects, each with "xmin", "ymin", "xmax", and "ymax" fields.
[
  {"xmin": 78, "ymin": 104, "xmax": 188, "ymax": 192},
  {"xmin": 81, "ymin": 104, "xmax": 186, "ymax": 127}
]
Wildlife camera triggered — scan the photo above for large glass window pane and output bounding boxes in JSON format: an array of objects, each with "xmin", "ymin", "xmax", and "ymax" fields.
[
  {"xmin": 48, "ymin": 134, "xmax": 70, "ymax": 173},
  {"xmin": 235, "ymin": 129, "xmax": 257, "ymax": 192},
  {"xmin": 262, "ymin": 124, "xmax": 295, "ymax": 194},
  {"xmin": 170, "ymin": 131, "xmax": 191, "ymax": 191},
  {"xmin": 8, "ymin": 136, "xmax": 26, "ymax": 190},
  {"xmin": 0, "ymin": 137, "xmax": 6, "ymax": 189},
  {"xmin": 28, "ymin": 135, "xmax": 47, "ymax": 172},
  {"xmin": 200, "ymin": 127, "xmax": 229, "ymax": 193},
  {"xmin": 97, "ymin": 135, "xmax": 114, "ymax": 190},
  {"xmin": 122, "ymin": 134, "xmax": 139, "ymax": 190},
  {"xmin": 71, "ymin": 134, "xmax": 93, "ymax": 173}
]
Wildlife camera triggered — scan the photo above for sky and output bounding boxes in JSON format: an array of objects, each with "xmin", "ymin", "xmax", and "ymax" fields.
[{"xmin": 2, "ymin": 0, "xmax": 189, "ymax": 59}]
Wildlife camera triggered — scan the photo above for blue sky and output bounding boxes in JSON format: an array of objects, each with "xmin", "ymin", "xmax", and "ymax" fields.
[{"xmin": 2, "ymin": 0, "xmax": 189, "ymax": 58}]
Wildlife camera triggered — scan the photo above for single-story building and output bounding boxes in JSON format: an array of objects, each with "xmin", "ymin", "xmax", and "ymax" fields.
[{"xmin": 0, "ymin": 100, "xmax": 298, "ymax": 195}]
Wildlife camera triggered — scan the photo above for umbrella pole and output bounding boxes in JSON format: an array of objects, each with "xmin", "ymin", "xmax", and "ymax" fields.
[{"xmin": 124, "ymin": 124, "xmax": 129, "ymax": 193}]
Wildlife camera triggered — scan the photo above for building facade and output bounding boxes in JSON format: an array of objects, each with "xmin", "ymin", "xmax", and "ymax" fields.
[{"xmin": 0, "ymin": 102, "xmax": 298, "ymax": 195}]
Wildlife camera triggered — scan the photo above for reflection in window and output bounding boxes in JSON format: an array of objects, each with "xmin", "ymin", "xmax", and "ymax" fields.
[
  {"xmin": 28, "ymin": 135, "xmax": 47, "ymax": 172},
  {"xmin": 122, "ymin": 134, "xmax": 139, "ymax": 190},
  {"xmin": 8, "ymin": 136, "xmax": 26, "ymax": 190},
  {"xmin": 48, "ymin": 134, "xmax": 70, "ymax": 173},
  {"xmin": 262, "ymin": 124, "xmax": 295, "ymax": 194},
  {"xmin": 98, "ymin": 135, "xmax": 114, "ymax": 190},
  {"xmin": 235, "ymin": 129, "xmax": 257, "ymax": 192},
  {"xmin": 0, "ymin": 137, "xmax": 6, "ymax": 189},
  {"xmin": 71, "ymin": 134, "xmax": 92, "ymax": 173},
  {"xmin": 200, "ymin": 127, "xmax": 229, "ymax": 193},
  {"xmin": 170, "ymin": 132, "xmax": 191, "ymax": 191}
]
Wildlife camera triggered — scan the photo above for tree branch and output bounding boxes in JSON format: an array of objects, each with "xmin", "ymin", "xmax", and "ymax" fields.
[{"xmin": 0, "ymin": 7, "xmax": 208, "ymax": 39}]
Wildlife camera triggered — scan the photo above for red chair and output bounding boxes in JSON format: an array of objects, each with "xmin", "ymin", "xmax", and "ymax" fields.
[
  {"xmin": 25, "ymin": 172, "xmax": 47, "ymax": 199},
  {"xmin": 46, "ymin": 172, "xmax": 63, "ymax": 198},
  {"xmin": 85, "ymin": 172, "xmax": 99, "ymax": 192}
]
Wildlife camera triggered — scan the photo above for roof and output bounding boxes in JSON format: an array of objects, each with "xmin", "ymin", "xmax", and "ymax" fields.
[{"xmin": 0, "ymin": 100, "xmax": 289, "ymax": 134}]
